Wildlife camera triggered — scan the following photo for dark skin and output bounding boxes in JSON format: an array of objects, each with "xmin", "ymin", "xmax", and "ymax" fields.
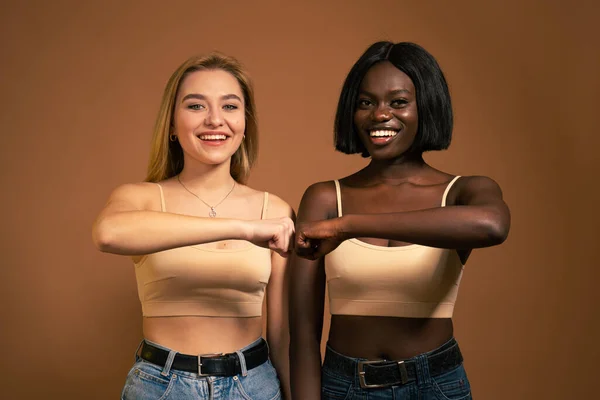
[{"xmin": 289, "ymin": 61, "xmax": 511, "ymax": 399}]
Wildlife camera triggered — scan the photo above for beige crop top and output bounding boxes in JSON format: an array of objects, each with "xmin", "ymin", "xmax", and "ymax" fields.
[
  {"xmin": 133, "ymin": 184, "xmax": 272, "ymax": 318},
  {"xmin": 324, "ymin": 176, "xmax": 464, "ymax": 318}
]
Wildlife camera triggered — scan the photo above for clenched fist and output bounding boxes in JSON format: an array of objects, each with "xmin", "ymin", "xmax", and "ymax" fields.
[
  {"xmin": 244, "ymin": 217, "xmax": 295, "ymax": 257},
  {"xmin": 295, "ymin": 218, "xmax": 346, "ymax": 260}
]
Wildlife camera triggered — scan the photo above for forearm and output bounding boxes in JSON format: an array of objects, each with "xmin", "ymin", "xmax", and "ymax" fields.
[
  {"xmin": 341, "ymin": 205, "xmax": 510, "ymax": 249},
  {"xmin": 92, "ymin": 210, "xmax": 247, "ymax": 255},
  {"xmin": 267, "ymin": 332, "xmax": 291, "ymax": 400},
  {"xmin": 290, "ymin": 334, "xmax": 323, "ymax": 399},
  {"xmin": 289, "ymin": 271, "xmax": 325, "ymax": 398}
]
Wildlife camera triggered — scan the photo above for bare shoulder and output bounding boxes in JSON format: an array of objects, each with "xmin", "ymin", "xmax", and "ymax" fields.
[
  {"xmin": 235, "ymin": 184, "xmax": 294, "ymax": 220},
  {"xmin": 455, "ymin": 175, "xmax": 503, "ymax": 194},
  {"xmin": 451, "ymin": 175, "xmax": 505, "ymax": 205},
  {"xmin": 302, "ymin": 180, "xmax": 338, "ymax": 201},
  {"xmin": 265, "ymin": 192, "xmax": 295, "ymax": 220},
  {"xmin": 105, "ymin": 181, "xmax": 164, "ymax": 211},
  {"xmin": 298, "ymin": 180, "xmax": 339, "ymax": 221}
]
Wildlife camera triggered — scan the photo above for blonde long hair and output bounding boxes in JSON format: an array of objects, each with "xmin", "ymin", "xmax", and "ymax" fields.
[{"xmin": 145, "ymin": 53, "xmax": 258, "ymax": 183}]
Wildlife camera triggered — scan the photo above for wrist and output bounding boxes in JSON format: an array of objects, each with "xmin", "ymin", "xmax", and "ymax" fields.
[
  {"xmin": 337, "ymin": 215, "xmax": 353, "ymax": 240},
  {"xmin": 237, "ymin": 220, "xmax": 253, "ymax": 241}
]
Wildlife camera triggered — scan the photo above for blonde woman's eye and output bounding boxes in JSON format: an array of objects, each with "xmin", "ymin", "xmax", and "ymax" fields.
[
  {"xmin": 188, "ymin": 104, "xmax": 204, "ymax": 110},
  {"xmin": 223, "ymin": 104, "xmax": 238, "ymax": 111}
]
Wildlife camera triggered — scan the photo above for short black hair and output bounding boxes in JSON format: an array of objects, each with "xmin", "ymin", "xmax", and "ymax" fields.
[{"xmin": 334, "ymin": 41, "xmax": 453, "ymax": 157}]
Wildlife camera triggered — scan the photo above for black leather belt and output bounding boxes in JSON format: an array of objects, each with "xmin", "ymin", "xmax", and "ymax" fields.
[
  {"xmin": 323, "ymin": 338, "xmax": 463, "ymax": 389},
  {"xmin": 139, "ymin": 338, "xmax": 269, "ymax": 376}
]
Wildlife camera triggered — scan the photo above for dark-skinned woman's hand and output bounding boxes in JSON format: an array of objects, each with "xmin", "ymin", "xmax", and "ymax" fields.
[{"xmin": 295, "ymin": 217, "xmax": 346, "ymax": 260}]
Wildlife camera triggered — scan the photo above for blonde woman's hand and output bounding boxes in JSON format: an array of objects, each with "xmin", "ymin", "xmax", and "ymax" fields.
[{"xmin": 244, "ymin": 217, "xmax": 295, "ymax": 257}]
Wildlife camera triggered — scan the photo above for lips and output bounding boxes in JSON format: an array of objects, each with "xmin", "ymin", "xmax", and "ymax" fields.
[
  {"xmin": 370, "ymin": 129, "xmax": 398, "ymax": 138},
  {"xmin": 198, "ymin": 134, "xmax": 227, "ymax": 141},
  {"xmin": 368, "ymin": 128, "xmax": 399, "ymax": 145},
  {"xmin": 195, "ymin": 131, "xmax": 231, "ymax": 146}
]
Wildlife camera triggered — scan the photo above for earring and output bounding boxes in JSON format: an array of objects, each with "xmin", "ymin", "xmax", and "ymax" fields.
[
  {"xmin": 243, "ymin": 134, "xmax": 246, "ymax": 140},
  {"xmin": 169, "ymin": 134, "xmax": 177, "ymax": 142}
]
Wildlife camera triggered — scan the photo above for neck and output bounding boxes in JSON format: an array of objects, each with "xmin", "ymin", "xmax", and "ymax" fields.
[
  {"xmin": 178, "ymin": 158, "xmax": 236, "ymax": 191},
  {"xmin": 364, "ymin": 152, "xmax": 428, "ymax": 182}
]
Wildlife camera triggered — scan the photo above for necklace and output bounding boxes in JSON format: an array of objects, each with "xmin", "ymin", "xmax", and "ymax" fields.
[{"xmin": 177, "ymin": 175, "xmax": 236, "ymax": 218}]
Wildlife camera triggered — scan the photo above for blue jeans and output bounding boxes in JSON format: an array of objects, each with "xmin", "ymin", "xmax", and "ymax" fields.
[
  {"xmin": 121, "ymin": 338, "xmax": 281, "ymax": 400},
  {"xmin": 322, "ymin": 338, "xmax": 471, "ymax": 400}
]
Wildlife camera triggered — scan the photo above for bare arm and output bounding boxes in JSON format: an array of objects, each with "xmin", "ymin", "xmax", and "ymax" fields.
[
  {"xmin": 289, "ymin": 182, "xmax": 335, "ymax": 399},
  {"xmin": 92, "ymin": 183, "xmax": 294, "ymax": 256},
  {"xmin": 266, "ymin": 196, "xmax": 296, "ymax": 400},
  {"xmin": 296, "ymin": 176, "xmax": 511, "ymax": 259}
]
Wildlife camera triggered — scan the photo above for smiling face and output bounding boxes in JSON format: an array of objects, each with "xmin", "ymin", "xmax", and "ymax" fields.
[
  {"xmin": 172, "ymin": 69, "xmax": 246, "ymax": 167},
  {"xmin": 353, "ymin": 61, "xmax": 419, "ymax": 160}
]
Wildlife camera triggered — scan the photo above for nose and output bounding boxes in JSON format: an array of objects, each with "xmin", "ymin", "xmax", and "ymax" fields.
[
  {"xmin": 372, "ymin": 104, "xmax": 392, "ymax": 122},
  {"xmin": 205, "ymin": 107, "xmax": 224, "ymax": 127}
]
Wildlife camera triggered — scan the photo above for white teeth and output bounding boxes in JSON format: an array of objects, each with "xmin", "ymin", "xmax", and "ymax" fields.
[
  {"xmin": 199, "ymin": 134, "xmax": 227, "ymax": 140},
  {"xmin": 370, "ymin": 130, "xmax": 397, "ymax": 137}
]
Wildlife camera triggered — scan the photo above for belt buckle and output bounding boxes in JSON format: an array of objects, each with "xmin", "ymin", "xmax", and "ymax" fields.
[
  {"xmin": 197, "ymin": 352, "xmax": 224, "ymax": 376},
  {"xmin": 357, "ymin": 360, "xmax": 409, "ymax": 389}
]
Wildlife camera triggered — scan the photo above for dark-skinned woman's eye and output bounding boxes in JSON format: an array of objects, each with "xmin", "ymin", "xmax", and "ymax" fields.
[{"xmin": 391, "ymin": 99, "xmax": 408, "ymax": 108}]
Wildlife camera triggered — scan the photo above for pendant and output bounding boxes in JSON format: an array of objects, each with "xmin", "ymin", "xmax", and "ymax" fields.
[{"xmin": 209, "ymin": 208, "xmax": 217, "ymax": 218}]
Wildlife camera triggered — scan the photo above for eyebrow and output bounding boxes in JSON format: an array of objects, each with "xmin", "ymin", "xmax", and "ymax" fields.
[
  {"xmin": 359, "ymin": 89, "xmax": 412, "ymax": 96},
  {"xmin": 390, "ymin": 89, "xmax": 411, "ymax": 95},
  {"xmin": 181, "ymin": 93, "xmax": 243, "ymax": 102}
]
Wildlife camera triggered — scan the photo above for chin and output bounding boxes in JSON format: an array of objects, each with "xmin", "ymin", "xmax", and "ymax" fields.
[
  {"xmin": 366, "ymin": 149, "xmax": 397, "ymax": 161},
  {"xmin": 186, "ymin": 150, "xmax": 236, "ymax": 167},
  {"xmin": 202, "ymin": 155, "xmax": 235, "ymax": 166},
  {"xmin": 370, "ymin": 143, "xmax": 415, "ymax": 160}
]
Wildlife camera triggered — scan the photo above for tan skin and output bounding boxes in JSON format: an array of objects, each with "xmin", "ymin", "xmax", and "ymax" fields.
[
  {"xmin": 93, "ymin": 69, "xmax": 293, "ymax": 398},
  {"xmin": 289, "ymin": 61, "xmax": 511, "ymax": 398}
]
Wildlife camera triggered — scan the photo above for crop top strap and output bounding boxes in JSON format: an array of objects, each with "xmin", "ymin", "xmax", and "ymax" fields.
[
  {"xmin": 334, "ymin": 180, "xmax": 343, "ymax": 217},
  {"xmin": 441, "ymin": 176, "xmax": 461, "ymax": 207},
  {"xmin": 156, "ymin": 183, "xmax": 166, "ymax": 212},
  {"xmin": 261, "ymin": 192, "xmax": 269, "ymax": 219}
]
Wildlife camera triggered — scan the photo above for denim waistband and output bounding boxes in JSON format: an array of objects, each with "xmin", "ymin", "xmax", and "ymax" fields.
[
  {"xmin": 135, "ymin": 337, "xmax": 266, "ymax": 379},
  {"xmin": 323, "ymin": 337, "xmax": 463, "ymax": 388}
]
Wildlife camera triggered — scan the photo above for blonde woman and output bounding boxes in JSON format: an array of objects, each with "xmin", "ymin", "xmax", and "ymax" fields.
[{"xmin": 93, "ymin": 53, "xmax": 293, "ymax": 400}]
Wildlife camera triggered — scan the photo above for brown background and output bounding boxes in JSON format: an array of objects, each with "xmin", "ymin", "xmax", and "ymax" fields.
[{"xmin": 1, "ymin": 0, "xmax": 598, "ymax": 399}]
